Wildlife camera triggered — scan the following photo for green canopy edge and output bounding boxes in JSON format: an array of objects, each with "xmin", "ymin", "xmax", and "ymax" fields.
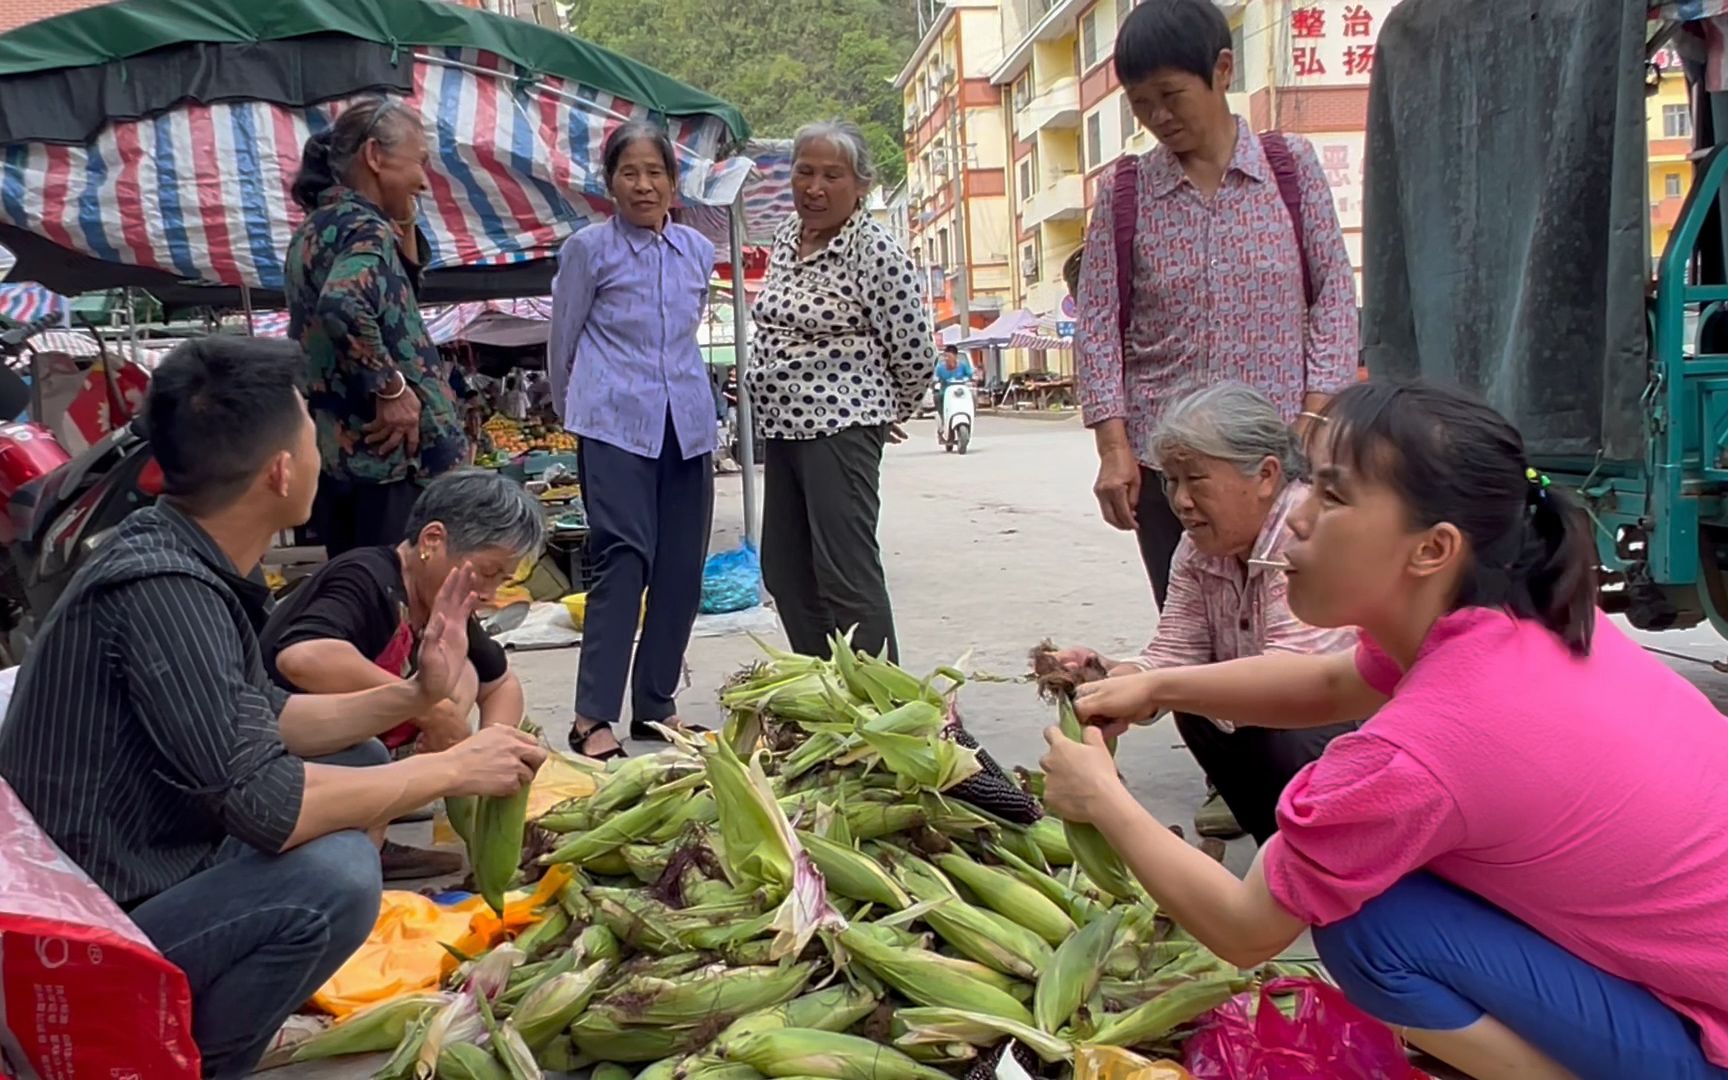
[{"xmin": 0, "ymin": 0, "xmax": 749, "ymax": 140}]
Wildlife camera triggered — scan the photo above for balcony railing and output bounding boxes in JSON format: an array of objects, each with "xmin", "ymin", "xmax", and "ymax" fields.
[
  {"xmin": 1022, "ymin": 172, "xmax": 1085, "ymax": 229},
  {"xmin": 1017, "ymin": 77, "xmax": 1081, "ymax": 136}
]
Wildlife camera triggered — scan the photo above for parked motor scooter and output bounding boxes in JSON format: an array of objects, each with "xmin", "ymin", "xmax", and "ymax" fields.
[
  {"xmin": 937, "ymin": 381, "xmax": 975, "ymax": 455},
  {"xmin": 0, "ymin": 323, "xmax": 160, "ymax": 665}
]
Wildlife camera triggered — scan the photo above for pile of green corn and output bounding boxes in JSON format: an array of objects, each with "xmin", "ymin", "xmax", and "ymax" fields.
[{"xmin": 290, "ymin": 635, "xmax": 1308, "ymax": 1080}]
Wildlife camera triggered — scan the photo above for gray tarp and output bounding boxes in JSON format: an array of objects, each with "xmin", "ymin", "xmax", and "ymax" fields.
[{"xmin": 1360, "ymin": 0, "xmax": 1650, "ymax": 459}]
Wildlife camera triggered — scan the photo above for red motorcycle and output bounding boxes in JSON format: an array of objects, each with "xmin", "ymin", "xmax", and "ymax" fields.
[{"xmin": 0, "ymin": 323, "xmax": 161, "ymax": 665}]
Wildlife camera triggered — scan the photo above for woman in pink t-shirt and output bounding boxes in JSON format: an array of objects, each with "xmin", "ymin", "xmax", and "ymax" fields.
[{"xmin": 1042, "ymin": 381, "xmax": 1728, "ymax": 1080}]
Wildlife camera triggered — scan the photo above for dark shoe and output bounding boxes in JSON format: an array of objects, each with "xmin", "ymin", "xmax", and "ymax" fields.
[
  {"xmin": 1194, "ymin": 792, "xmax": 1246, "ymax": 840},
  {"xmin": 380, "ymin": 840, "xmax": 464, "ymax": 882},
  {"xmin": 391, "ymin": 804, "xmax": 434, "ymax": 824},
  {"xmin": 571, "ymin": 717, "xmax": 627, "ymax": 761},
  {"xmin": 629, "ymin": 717, "xmax": 711, "ymax": 743}
]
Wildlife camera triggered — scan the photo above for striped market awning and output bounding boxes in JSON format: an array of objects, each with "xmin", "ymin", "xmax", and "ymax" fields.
[
  {"xmin": 0, "ymin": 0, "xmax": 754, "ymax": 297},
  {"xmin": 1009, "ymin": 314, "xmax": 1073, "ymax": 352},
  {"xmin": 0, "ymin": 282, "xmax": 64, "ymax": 325}
]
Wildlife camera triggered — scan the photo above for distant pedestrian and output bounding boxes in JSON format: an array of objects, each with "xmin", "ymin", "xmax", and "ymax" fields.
[
  {"xmin": 1076, "ymin": 0, "xmax": 1358, "ymax": 608},
  {"xmin": 547, "ymin": 121, "xmax": 717, "ymax": 760},
  {"xmin": 287, "ymin": 97, "xmax": 469, "ymax": 557},
  {"xmin": 747, "ymin": 120, "xmax": 932, "ymax": 661}
]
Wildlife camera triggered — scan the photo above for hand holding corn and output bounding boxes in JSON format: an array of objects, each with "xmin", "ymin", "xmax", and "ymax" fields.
[
  {"xmin": 438, "ymin": 725, "xmax": 545, "ymax": 798},
  {"xmin": 1039, "ymin": 723, "xmax": 1128, "ymax": 826},
  {"xmin": 414, "ymin": 563, "xmax": 481, "ymax": 706},
  {"xmin": 1073, "ymin": 671, "xmax": 1166, "ymax": 740}
]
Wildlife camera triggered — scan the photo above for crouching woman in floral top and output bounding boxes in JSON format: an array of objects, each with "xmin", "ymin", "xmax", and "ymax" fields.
[
  {"xmin": 1049, "ymin": 382, "xmax": 1358, "ymax": 845},
  {"xmin": 747, "ymin": 120, "xmax": 933, "ymax": 661},
  {"xmin": 1043, "ymin": 381, "xmax": 1728, "ymax": 1080}
]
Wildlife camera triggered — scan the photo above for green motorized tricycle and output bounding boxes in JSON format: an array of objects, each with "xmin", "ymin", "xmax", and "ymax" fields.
[{"xmin": 1362, "ymin": 0, "xmax": 1728, "ymax": 643}]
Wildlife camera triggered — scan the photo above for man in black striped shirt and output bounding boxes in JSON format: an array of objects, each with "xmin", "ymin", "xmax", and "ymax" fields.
[{"xmin": 0, "ymin": 338, "xmax": 546, "ymax": 1078}]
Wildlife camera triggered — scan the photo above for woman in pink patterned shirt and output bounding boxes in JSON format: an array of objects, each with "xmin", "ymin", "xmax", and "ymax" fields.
[
  {"xmin": 1076, "ymin": 0, "xmax": 1358, "ymax": 610},
  {"xmin": 1052, "ymin": 383, "xmax": 1357, "ymax": 844}
]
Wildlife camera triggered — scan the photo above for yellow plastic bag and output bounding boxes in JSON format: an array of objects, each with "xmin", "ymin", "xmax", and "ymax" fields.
[
  {"xmin": 312, "ymin": 865, "xmax": 574, "ymax": 1018},
  {"xmin": 315, "ymin": 757, "xmax": 595, "ymax": 1018},
  {"xmin": 1073, "ymin": 1046, "xmax": 1196, "ymax": 1080},
  {"xmin": 561, "ymin": 590, "xmax": 647, "ymax": 631}
]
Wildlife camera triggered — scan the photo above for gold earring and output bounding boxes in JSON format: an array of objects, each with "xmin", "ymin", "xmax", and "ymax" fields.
[{"xmin": 420, "ymin": 550, "xmax": 431, "ymax": 562}]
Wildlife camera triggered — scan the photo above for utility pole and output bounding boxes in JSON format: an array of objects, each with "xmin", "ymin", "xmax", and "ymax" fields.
[{"xmin": 947, "ymin": 75, "xmax": 970, "ymax": 335}]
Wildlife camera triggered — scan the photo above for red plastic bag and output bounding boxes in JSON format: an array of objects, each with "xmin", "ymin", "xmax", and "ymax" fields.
[
  {"xmin": 1184, "ymin": 977, "xmax": 1431, "ymax": 1080},
  {"xmin": 0, "ymin": 779, "xmax": 198, "ymax": 1079}
]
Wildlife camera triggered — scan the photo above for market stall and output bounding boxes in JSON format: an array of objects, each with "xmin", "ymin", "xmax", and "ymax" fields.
[{"xmin": 0, "ymin": 0, "xmax": 779, "ymax": 552}]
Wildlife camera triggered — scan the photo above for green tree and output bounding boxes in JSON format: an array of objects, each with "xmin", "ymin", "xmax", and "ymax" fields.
[{"xmin": 560, "ymin": 0, "xmax": 918, "ymax": 186}]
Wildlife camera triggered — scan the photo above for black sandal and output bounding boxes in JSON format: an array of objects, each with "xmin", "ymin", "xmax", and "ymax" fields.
[
  {"xmin": 629, "ymin": 719, "xmax": 711, "ymax": 744},
  {"xmin": 570, "ymin": 717, "xmax": 627, "ymax": 761}
]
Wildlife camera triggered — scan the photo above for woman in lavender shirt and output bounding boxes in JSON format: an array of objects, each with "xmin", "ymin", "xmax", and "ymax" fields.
[{"xmin": 548, "ymin": 121, "xmax": 716, "ymax": 760}]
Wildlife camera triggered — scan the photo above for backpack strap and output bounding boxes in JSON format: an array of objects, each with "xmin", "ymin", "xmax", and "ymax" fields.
[
  {"xmin": 1111, "ymin": 155, "xmax": 1140, "ymax": 342},
  {"xmin": 1258, "ymin": 132, "xmax": 1315, "ymax": 308}
]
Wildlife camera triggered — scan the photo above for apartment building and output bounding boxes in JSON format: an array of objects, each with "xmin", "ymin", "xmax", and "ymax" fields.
[
  {"xmin": 0, "ymin": 0, "xmax": 112, "ymax": 33},
  {"xmin": 447, "ymin": 0, "xmax": 563, "ymax": 26},
  {"xmin": 1649, "ymin": 46, "xmax": 1692, "ymax": 262},
  {"xmin": 895, "ymin": 0, "xmax": 1017, "ymax": 338}
]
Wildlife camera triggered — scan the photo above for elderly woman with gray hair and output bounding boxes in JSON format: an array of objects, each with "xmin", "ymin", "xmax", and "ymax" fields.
[
  {"xmin": 260, "ymin": 468, "xmax": 544, "ymax": 879},
  {"xmin": 748, "ymin": 120, "xmax": 933, "ymax": 660},
  {"xmin": 1052, "ymin": 382, "xmax": 1358, "ymax": 845},
  {"xmin": 287, "ymin": 96, "xmax": 469, "ymax": 558}
]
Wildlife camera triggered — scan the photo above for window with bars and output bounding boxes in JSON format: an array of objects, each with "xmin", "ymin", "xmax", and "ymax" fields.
[
  {"xmin": 1086, "ymin": 111, "xmax": 1104, "ymax": 169},
  {"xmin": 1081, "ymin": 10, "xmax": 1100, "ymax": 69},
  {"xmin": 1018, "ymin": 157, "xmax": 1037, "ymax": 199},
  {"xmin": 1666, "ymin": 172, "xmax": 1684, "ymax": 199}
]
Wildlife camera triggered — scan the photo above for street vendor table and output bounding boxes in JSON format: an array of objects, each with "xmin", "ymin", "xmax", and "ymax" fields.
[{"xmin": 1000, "ymin": 375, "xmax": 1077, "ymax": 411}]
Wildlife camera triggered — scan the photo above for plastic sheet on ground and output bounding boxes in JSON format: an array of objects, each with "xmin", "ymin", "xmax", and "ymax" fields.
[
  {"xmin": 311, "ymin": 865, "xmax": 574, "ymax": 1018},
  {"xmin": 490, "ymin": 598, "xmax": 781, "ymax": 650},
  {"xmin": 311, "ymin": 756, "xmax": 596, "ymax": 1018}
]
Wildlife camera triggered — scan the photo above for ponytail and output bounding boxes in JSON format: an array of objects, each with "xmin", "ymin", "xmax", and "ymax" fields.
[
  {"xmin": 291, "ymin": 130, "xmax": 338, "ymax": 211},
  {"xmin": 1321, "ymin": 381, "xmax": 1600, "ymax": 656},
  {"xmin": 1514, "ymin": 478, "xmax": 1598, "ymax": 654}
]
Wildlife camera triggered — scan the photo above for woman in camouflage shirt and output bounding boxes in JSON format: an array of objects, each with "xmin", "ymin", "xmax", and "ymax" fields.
[{"xmin": 286, "ymin": 97, "xmax": 468, "ymax": 556}]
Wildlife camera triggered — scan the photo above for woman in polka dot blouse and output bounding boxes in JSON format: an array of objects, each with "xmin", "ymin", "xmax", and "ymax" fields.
[{"xmin": 747, "ymin": 120, "xmax": 934, "ymax": 661}]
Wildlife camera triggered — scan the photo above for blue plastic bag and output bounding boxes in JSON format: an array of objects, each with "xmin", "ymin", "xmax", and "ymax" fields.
[{"xmin": 700, "ymin": 541, "xmax": 761, "ymax": 614}]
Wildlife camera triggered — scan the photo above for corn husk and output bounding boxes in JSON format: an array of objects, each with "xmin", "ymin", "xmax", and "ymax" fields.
[
  {"xmin": 512, "ymin": 959, "xmax": 612, "ymax": 1049},
  {"xmin": 290, "ymin": 992, "xmax": 446, "ymax": 1061},
  {"xmin": 892, "ymin": 1006, "xmax": 1074, "ymax": 1062},
  {"xmin": 719, "ymin": 1027, "xmax": 952, "ymax": 1080}
]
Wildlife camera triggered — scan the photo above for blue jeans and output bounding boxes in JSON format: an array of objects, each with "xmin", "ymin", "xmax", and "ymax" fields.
[
  {"xmin": 1314, "ymin": 873, "xmax": 1727, "ymax": 1080},
  {"xmin": 128, "ymin": 742, "xmax": 386, "ymax": 1077}
]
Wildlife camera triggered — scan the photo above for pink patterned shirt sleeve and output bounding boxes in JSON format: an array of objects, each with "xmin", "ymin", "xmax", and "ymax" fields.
[
  {"xmin": 1286, "ymin": 135, "xmax": 1359, "ymax": 397},
  {"xmin": 1075, "ymin": 177, "xmax": 1126, "ymax": 427},
  {"xmin": 1129, "ymin": 539, "xmax": 1213, "ymax": 670}
]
